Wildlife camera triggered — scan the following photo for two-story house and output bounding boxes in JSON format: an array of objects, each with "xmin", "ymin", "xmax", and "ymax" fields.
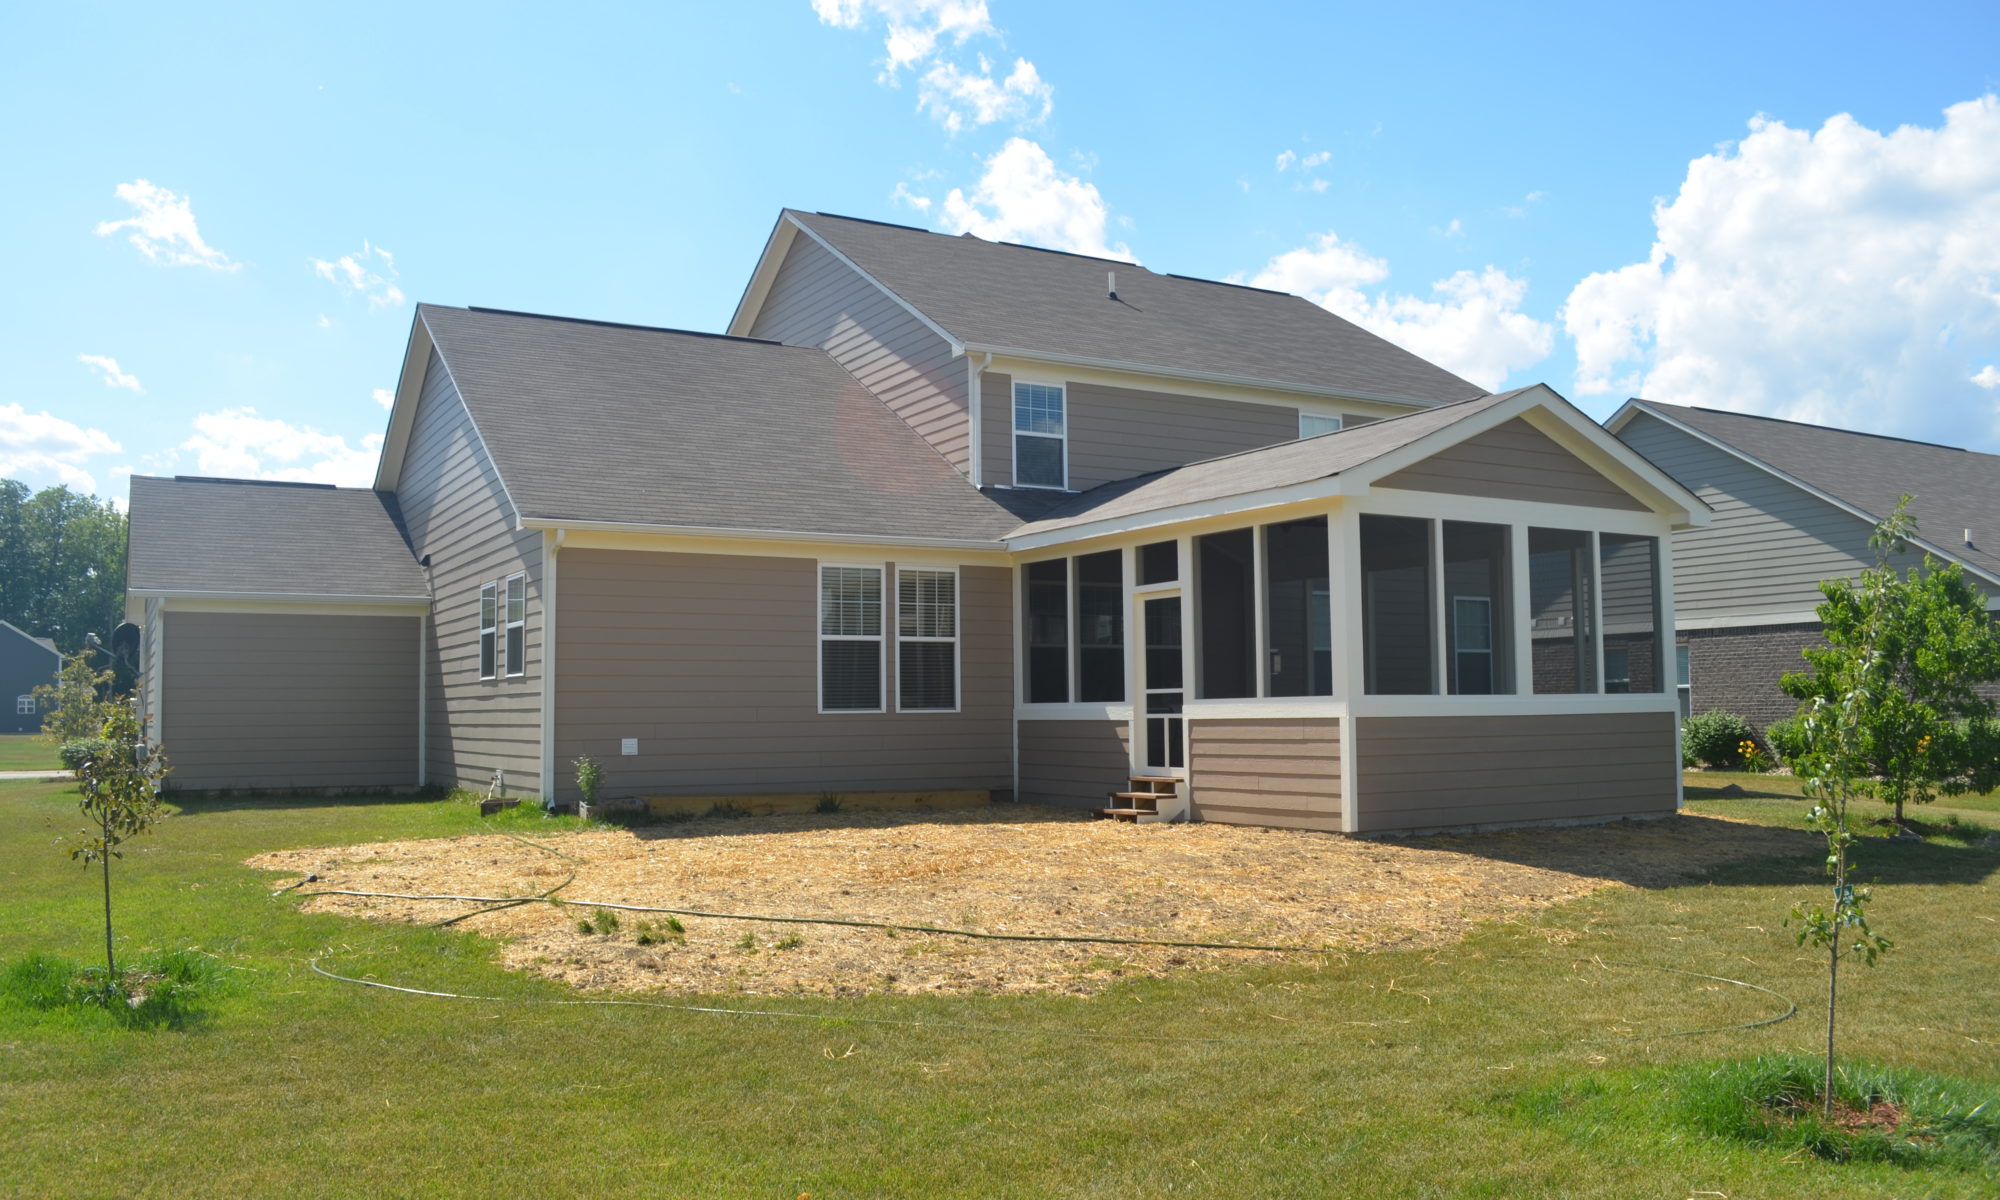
[{"xmin": 125, "ymin": 210, "xmax": 1708, "ymax": 833}]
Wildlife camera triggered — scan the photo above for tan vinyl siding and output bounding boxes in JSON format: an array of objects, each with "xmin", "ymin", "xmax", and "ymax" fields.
[
  {"xmin": 1017, "ymin": 719, "xmax": 1131, "ymax": 808},
  {"xmin": 981, "ymin": 372, "xmax": 1302, "ymax": 493},
  {"xmin": 1188, "ymin": 718, "xmax": 1341, "ymax": 832},
  {"xmin": 1376, "ymin": 418, "xmax": 1648, "ymax": 510},
  {"xmin": 395, "ymin": 350, "xmax": 544, "ymax": 795},
  {"xmin": 552, "ymin": 549, "xmax": 1011, "ymax": 803},
  {"xmin": 748, "ymin": 235, "xmax": 971, "ymax": 472},
  {"xmin": 160, "ymin": 611, "xmax": 418, "ymax": 791},
  {"xmin": 1616, "ymin": 413, "xmax": 1921, "ymax": 621},
  {"xmin": 1352, "ymin": 711, "xmax": 1675, "ymax": 832}
]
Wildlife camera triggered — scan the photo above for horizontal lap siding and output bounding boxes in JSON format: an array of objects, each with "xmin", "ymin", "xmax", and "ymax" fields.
[
  {"xmin": 396, "ymin": 351, "xmax": 543, "ymax": 795},
  {"xmin": 1354, "ymin": 711, "xmax": 1675, "ymax": 832},
  {"xmin": 1377, "ymin": 418, "xmax": 1648, "ymax": 510},
  {"xmin": 1, "ymin": 634, "xmax": 59, "ymax": 734},
  {"xmin": 1189, "ymin": 719, "xmax": 1341, "ymax": 832},
  {"xmin": 1017, "ymin": 720, "xmax": 1131, "ymax": 808},
  {"xmin": 750, "ymin": 237, "xmax": 970, "ymax": 472},
  {"xmin": 162, "ymin": 612, "xmax": 417, "ymax": 790},
  {"xmin": 553, "ymin": 550, "xmax": 1011, "ymax": 802}
]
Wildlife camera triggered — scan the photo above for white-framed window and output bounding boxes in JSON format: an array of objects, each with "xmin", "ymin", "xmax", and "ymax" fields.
[
  {"xmin": 478, "ymin": 582, "xmax": 498, "ymax": 680},
  {"xmin": 504, "ymin": 573, "xmax": 526, "ymax": 677},
  {"xmin": 1605, "ymin": 646, "xmax": 1632, "ymax": 694},
  {"xmin": 897, "ymin": 567, "xmax": 959, "ymax": 712},
  {"xmin": 820, "ymin": 565, "xmax": 884, "ymax": 713},
  {"xmin": 1012, "ymin": 381, "xmax": 1067, "ymax": 489},
  {"xmin": 15, "ymin": 695, "xmax": 34, "ymax": 716},
  {"xmin": 1676, "ymin": 643, "xmax": 1692, "ymax": 718},
  {"xmin": 1299, "ymin": 412, "xmax": 1343, "ymax": 438}
]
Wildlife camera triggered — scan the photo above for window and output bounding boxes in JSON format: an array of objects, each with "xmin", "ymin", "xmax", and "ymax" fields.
[
  {"xmin": 1605, "ymin": 646, "xmax": 1632, "ymax": 694},
  {"xmin": 1138, "ymin": 540, "xmax": 1178, "ymax": 586},
  {"xmin": 1362, "ymin": 515, "xmax": 1435, "ymax": 694},
  {"xmin": 1023, "ymin": 559, "xmax": 1069, "ymax": 703},
  {"xmin": 1529, "ymin": 528, "xmax": 1597, "ymax": 694},
  {"xmin": 1444, "ymin": 521, "xmax": 1511, "ymax": 694},
  {"xmin": 820, "ymin": 566, "xmax": 884, "ymax": 711},
  {"xmin": 1599, "ymin": 534, "xmax": 1662, "ymax": 693},
  {"xmin": 504, "ymin": 573, "xmax": 526, "ymax": 678},
  {"xmin": 1299, "ymin": 412, "xmax": 1343, "ymax": 438},
  {"xmin": 1074, "ymin": 551, "xmax": 1125, "ymax": 702},
  {"xmin": 15, "ymin": 695, "xmax": 34, "ymax": 716},
  {"xmin": 1196, "ymin": 528, "xmax": 1256, "ymax": 698},
  {"xmin": 1453, "ymin": 597, "xmax": 1494, "ymax": 692},
  {"xmin": 1264, "ymin": 516, "xmax": 1331, "ymax": 697},
  {"xmin": 897, "ymin": 568, "xmax": 958, "ymax": 711},
  {"xmin": 1013, "ymin": 382, "xmax": 1067, "ymax": 489},
  {"xmin": 1676, "ymin": 644, "xmax": 1692, "ymax": 718},
  {"xmin": 479, "ymin": 582, "xmax": 498, "ymax": 680}
]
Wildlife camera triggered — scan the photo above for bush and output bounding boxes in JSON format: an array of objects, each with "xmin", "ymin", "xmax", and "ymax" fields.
[
  {"xmin": 1766, "ymin": 717, "xmax": 1808, "ymax": 768},
  {"xmin": 57, "ymin": 738, "xmax": 112, "ymax": 771},
  {"xmin": 1683, "ymin": 710, "xmax": 1756, "ymax": 769}
]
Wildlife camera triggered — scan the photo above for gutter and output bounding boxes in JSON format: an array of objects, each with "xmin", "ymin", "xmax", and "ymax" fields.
[
  {"xmin": 513, "ymin": 516, "xmax": 1007, "ymax": 553},
  {"xmin": 960, "ymin": 343, "xmax": 1449, "ymax": 411}
]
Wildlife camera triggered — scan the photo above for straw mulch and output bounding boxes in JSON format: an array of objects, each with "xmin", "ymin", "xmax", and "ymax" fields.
[{"xmin": 250, "ymin": 806, "xmax": 1811, "ymax": 997}]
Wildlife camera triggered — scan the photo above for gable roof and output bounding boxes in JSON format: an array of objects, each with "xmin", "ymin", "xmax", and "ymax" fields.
[
  {"xmin": 0, "ymin": 620, "xmax": 60, "ymax": 660},
  {"xmin": 126, "ymin": 476, "xmax": 429, "ymax": 600},
  {"xmin": 1610, "ymin": 401, "xmax": 2000, "ymax": 583},
  {"xmin": 733, "ymin": 211, "xmax": 1485, "ymax": 408},
  {"xmin": 415, "ymin": 305, "xmax": 1021, "ymax": 545}
]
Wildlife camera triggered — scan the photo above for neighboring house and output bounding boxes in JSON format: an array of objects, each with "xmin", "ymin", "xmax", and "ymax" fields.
[
  {"xmin": 125, "ymin": 209, "xmax": 1709, "ymax": 832},
  {"xmin": 1609, "ymin": 400, "xmax": 2000, "ymax": 733},
  {"xmin": 1, "ymin": 620, "xmax": 62, "ymax": 735}
]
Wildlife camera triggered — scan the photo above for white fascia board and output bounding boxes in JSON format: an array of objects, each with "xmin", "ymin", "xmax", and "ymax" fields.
[
  {"xmin": 515, "ymin": 515, "xmax": 1005, "ymax": 553},
  {"xmin": 1614, "ymin": 402, "xmax": 2000, "ymax": 590},
  {"xmin": 372, "ymin": 315, "xmax": 437, "ymax": 492},
  {"xmin": 1005, "ymin": 476, "xmax": 1349, "ymax": 552},
  {"xmin": 127, "ymin": 589, "xmax": 432, "ymax": 607},
  {"xmin": 724, "ymin": 215, "xmax": 799, "ymax": 338},
  {"xmin": 745, "ymin": 215, "xmax": 965, "ymax": 354},
  {"xmin": 966, "ymin": 342, "xmax": 1444, "ymax": 411}
]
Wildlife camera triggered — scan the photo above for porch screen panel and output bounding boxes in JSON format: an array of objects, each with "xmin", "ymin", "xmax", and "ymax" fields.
[
  {"xmin": 1024, "ymin": 559, "xmax": 1069, "ymax": 703},
  {"xmin": 1599, "ymin": 534, "xmax": 1662, "ymax": 693},
  {"xmin": 1362, "ymin": 515, "xmax": 1434, "ymax": 695},
  {"xmin": 1074, "ymin": 551, "xmax": 1124, "ymax": 702},
  {"xmin": 1443, "ymin": 521, "xmax": 1511, "ymax": 695},
  {"xmin": 1195, "ymin": 528, "xmax": 1255, "ymax": 699},
  {"xmin": 1264, "ymin": 516, "xmax": 1331, "ymax": 697},
  {"xmin": 1529, "ymin": 528, "xmax": 1597, "ymax": 694},
  {"xmin": 820, "ymin": 566, "xmax": 883, "ymax": 711}
]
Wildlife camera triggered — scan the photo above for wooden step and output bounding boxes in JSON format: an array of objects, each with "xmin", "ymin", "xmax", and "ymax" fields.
[
  {"xmin": 1109, "ymin": 791, "xmax": 1163, "ymax": 804},
  {"xmin": 1093, "ymin": 807, "xmax": 1153, "ymax": 822},
  {"xmin": 1129, "ymin": 775, "xmax": 1179, "ymax": 786}
]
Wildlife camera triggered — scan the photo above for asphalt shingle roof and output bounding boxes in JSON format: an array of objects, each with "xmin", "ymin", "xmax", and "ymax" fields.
[
  {"xmin": 126, "ymin": 476, "xmax": 428, "ymax": 598},
  {"xmin": 1630, "ymin": 402, "xmax": 2000, "ymax": 581},
  {"xmin": 418, "ymin": 305, "xmax": 1022, "ymax": 543},
  {"xmin": 786, "ymin": 211, "xmax": 1485, "ymax": 407}
]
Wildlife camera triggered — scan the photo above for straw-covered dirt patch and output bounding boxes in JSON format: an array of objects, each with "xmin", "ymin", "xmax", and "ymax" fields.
[{"xmin": 250, "ymin": 806, "xmax": 1813, "ymax": 997}]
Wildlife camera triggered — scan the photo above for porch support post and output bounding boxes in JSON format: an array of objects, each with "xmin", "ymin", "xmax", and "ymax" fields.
[{"xmin": 1510, "ymin": 523, "xmax": 1532, "ymax": 697}]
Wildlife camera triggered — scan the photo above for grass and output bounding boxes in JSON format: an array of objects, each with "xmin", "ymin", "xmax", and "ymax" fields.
[
  {"xmin": 1685, "ymin": 768, "xmax": 2000, "ymax": 818},
  {"xmin": 0, "ymin": 777, "xmax": 1996, "ymax": 1197},
  {"xmin": 0, "ymin": 733, "xmax": 61, "ymax": 772}
]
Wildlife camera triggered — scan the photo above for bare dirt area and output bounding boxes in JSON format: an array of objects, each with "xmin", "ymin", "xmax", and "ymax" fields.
[{"xmin": 250, "ymin": 806, "xmax": 1813, "ymax": 997}]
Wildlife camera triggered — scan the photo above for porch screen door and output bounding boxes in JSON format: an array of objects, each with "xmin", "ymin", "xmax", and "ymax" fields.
[{"xmin": 1141, "ymin": 595, "xmax": 1185, "ymax": 770}]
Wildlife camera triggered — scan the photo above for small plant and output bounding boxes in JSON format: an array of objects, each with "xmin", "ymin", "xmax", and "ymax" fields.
[
  {"xmin": 814, "ymin": 791, "xmax": 843, "ymax": 814},
  {"xmin": 1683, "ymin": 710, "xmax": 1756, "ymax": 768},
  {"xmin": 735, "ymin": 931, "xmax": 760, "ymax": 952},
  {"xmin": 774, "ymin": 933, "xmax": 804, "ymax": 950},
  {"xmin": 577, "ymin": 908, "xmax": 621, "ymax": 936},
  {"xmin": 572, "ymin": 755, "xmax": 603, "ymax": 808},
  {"xmin": 632, "ymin": 917, "xmax": 686, "ymax": 946},
  {"xmin": 69, "ymin": 700, "xmax": 170, "ymax": 983},
  {"xmin": 1738, "ymin": 740, "xmax": 1771, "ymax": 774},
  {"xmin": 706, "ymin": 800, "xmax": 752, "ymax": 820}
]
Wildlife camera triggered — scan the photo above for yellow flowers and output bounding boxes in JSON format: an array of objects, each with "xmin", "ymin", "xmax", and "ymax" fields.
[{"xmin": 1917, "ymin": 734, "xmax": 1932, "ymax": 754}]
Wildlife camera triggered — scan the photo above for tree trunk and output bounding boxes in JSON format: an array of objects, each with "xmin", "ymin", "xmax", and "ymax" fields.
[{"xmin": 1824, "ymin": 930, "xmax": 1838, "ymax": 1117}]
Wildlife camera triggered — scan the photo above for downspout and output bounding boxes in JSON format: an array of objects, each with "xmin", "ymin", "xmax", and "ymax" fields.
[{"xmin": 967, "ymin": 352, "xmax": 993, "ymax": 488}]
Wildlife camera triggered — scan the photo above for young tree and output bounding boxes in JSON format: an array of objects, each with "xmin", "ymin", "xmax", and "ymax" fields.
[
  {"xmin": 33, "ymin": 649, "xmax": 116, "ymax": 745},
  {"xmin": 1780, "ymin": 499, "xmax": 2000, "ymax": 824},
  {"xmin": 69, "ymin": 701, "xmax": 170, "ymax": 983}
]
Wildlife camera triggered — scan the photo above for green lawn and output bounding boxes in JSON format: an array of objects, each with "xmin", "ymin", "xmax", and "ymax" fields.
[
  {"xmin": 1, "ymin": 779, "xmax": 1995, "ymax": 1198},
  {"xmin": 1686, "ymin": 767, "xmax": 2000, "ymax": 817},
  {"xmin": 0, "ymin": 734, "xmax": 61, "ymax": 772}
]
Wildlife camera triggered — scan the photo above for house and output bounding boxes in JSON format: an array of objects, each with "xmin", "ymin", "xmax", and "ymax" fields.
[
  {"xmin": 124, "ymin": 209, "xmax": 1709, "ymax": 832},
  {"xmin": 1, "ymin": 620, "xmax": 62, "ymax": 735},
  {"xmin": 1609, "ymin": 400, "xmax": 2000, "ymax": 733}
]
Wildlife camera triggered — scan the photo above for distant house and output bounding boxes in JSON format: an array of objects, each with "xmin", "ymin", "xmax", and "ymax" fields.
[
  {"xmin": 1, "ymin": 620, "xmax": 61, "ymax": 735},
  {"xmin": 123, "ymin": 210, "xmax": 1709, "ymax": 832},
  {"xmin": 1609, "ymin": 401, "xmax": 2000, "ymax": 732}
]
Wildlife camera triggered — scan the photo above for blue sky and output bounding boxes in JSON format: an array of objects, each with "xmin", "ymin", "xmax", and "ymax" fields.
[{"xmin": 5, "ymin": 0, "xmax": 1998, "ymax": 505}]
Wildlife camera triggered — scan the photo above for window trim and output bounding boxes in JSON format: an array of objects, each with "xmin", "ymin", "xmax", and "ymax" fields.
[
  {"xmin": 818, "ymin": 562, "xmax": 887, "ymax": 715},
  {"xmin": 894, "ymin": 565, "xmax": 961, "ymax": 714},
  {"xmin": 1011, "ymin": 379, "xmax": 1069, "ymax": 491},
  {"xmin": 1676, "ymin": 642, "xmax": 1692, "ymax": 718},
  {"xmin": 1451, "ymin": 594, "xmax": 1495, "ymax": 695},
  {"xmin": 15, "ymin": 694, "xmax": 34, "ymax": 716},
  {"xmin": 478, "ymin": 581, "xmax": 498, "ymax": 681},
  {"xmin": 503, "ymin": 572, "xmax": 527, "ymax": 679},
  {"xmin": 1298, "ymin": 411, "xmax": 1344, "ymax": 439}
]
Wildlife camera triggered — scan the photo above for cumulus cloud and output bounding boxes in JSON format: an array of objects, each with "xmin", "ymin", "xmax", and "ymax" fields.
[
  {"xmin": 373, "ymin": 388, "xmax": 395, "ymax": 409},
  {"xmin": 813, "ymin": 0, "xmax": 1051, "ymax": 133},
  {"xmin": 94, "ymin": 179, "xmax": 237, "ymax": 270},
  {"xmin": 1563, "ymin": 96, "xmax": 2000, "ymax": 445},
  {"xmin": 311, "ymin": 241, "xmax": 404, "ymax": 308},
  {"xmin": 0, "ymin": 403, "xmax": 122, "ymax": 492},
  {"xmin": 812, "ymin": 0, "xmax": 994, "ymax": 75},
  {"xmin": 179, "ymin": 408, "xmax": 381, "ymax": 486},
  {"xmin": 940, "ymin": 137, "xmax": 1134, "ymax": 261},
  {"xmin": 918, "ymin": 55, "xmax": 1051, "ymax": 133},
  {"xmin": 1244, "ymin": 232, "xmax": 1554, "ymax": 391},
  {"xmin": 78, "ymin": 354, "xmax": 143, "ymax": 392}
]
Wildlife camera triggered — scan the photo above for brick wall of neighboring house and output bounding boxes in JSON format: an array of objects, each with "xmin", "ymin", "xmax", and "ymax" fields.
[{"xmin": 1681, "ymin": 623, "xmax": 1822, "ymax": 735}]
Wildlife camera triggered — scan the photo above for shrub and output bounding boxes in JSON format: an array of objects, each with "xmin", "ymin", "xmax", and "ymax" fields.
[
  {"xmin": 58, "ymin": 738, "xmax": 112, "ymax": 771},
  {"xmin": 1683, "ymin": 710, "xmax": 1756, "ymax": 769},
  {"xmin": 1765, "ymin": 716, "xmax": 1808, "ymax": 768},
  {"xmin": 572, "ymin": 755, "xmax": 603, "ymax": 807}
]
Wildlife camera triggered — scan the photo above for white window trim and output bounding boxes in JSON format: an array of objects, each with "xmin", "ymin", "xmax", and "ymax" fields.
[
  {"xmin": 895, "ymin": 565, "xmax": 961, "ymax": 713},
  {"xmin": 818, "ymin": 562, "xmax": 886, "ymax": 715},
  {"xmin": 15, "ymin": 694, "xmax": 34, "ymax": 716},
  {"xmin": 503, "ymin": 572, "xmax": 527, "ymax": 679},
  {"xmin": 1675, "ymin": 642, "xmax": 1692, "ymax": 716},
  {"xmin": 1011, "ymin": 379, "xmax": 1069, "ymax": 491},
  {"xmin": 1299, "ymin": 411, "xmax": 1344, "ymax": 439},
  {"xmin": 1451, "ymin": 593, "xmax": 1495, "ymax": 695},
  {"xmin": 478, "ymin": 581, "xmax": 498, "ymax": 681}
]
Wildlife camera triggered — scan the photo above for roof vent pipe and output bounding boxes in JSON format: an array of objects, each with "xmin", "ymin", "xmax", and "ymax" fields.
[
  {"xmin": 1966, "ymin": 528, "xmax": 1975, "ymax": 547},
  {"xmin": 1107, "ymin": 271, "xmax": 1117, "ymax": 301}
]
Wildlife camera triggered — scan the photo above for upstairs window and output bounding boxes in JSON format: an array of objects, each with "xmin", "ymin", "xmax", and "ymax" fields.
[
  {"xmin": 897, "ymin": 568, "xmax": 958, "ymax": 711},
  {"xmin": 1013, "ymin": 381, "xmax": 1067, "ymax": 489},
  {"xmin": 504, "ymin": 573, "xmax": 526, "ymax": 677},
  {"xmin": 15, "ymin": 695, "xmax": 34, "ymax": 716},
  {"xmin": 820, "ymin": 566, "xmax": 884, "ymax": 712},
  {"xmin": 1299, "ymin": 412, "xmax": 1343, "ymax": 438},
  {"xmin": 479, "ymin": 582, "xmax": 498, "ymax": 680}
]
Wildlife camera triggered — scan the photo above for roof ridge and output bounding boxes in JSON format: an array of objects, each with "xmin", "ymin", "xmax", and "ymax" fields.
[
  {"xmin": 1162, "ymin": 272, "xmax": 1290, "ymax": 296},
  {"xmin": 461, "ymin": 306, "xmax": 781, "ymax": 345},
  {"xmin": 804, "ymin": 210, "xmax": 1136, "ymax": 266},
  {"xmin": 171, "ymin": 476, "xmax": 341, "ymax": 491},
  {"xmin": 1642, "ymin": 400, "xmax": 1979, "ymax": 456}
]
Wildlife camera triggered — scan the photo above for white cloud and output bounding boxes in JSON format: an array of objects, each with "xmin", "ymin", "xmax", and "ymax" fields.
[
  {"xmin": 77, "ymin": 354, "xmax": 143, "ymax": 392},
  {"xmin": 1503, "ymin": 190, "xmax": 1546, "ymax": 219},
  {"xmin": 814, "ymin": 0, "xmax": 1052, "ymax": 133},
  {"xmin": 316, "ymin": 314, "xmax": 332, "ymax": 329},
  {"xmin": 891, "ymin": 181, "xmax": 934, "ymax": 213},
  {"xmin": 1244, "ymin": 231, "xmax": 1554, "ymax": 391},
  {"xmin": 812, "ymin": 0, "xmax": 994, "ymax": 75},
  {"xmin": 918, "ymin": 55, "xmax": 1051, "ymax": 133},
  {"xmin": 940, "ymin": 137, "xmax": 1135, "ymax": 261},
  {"xmin": 311, "ymin": 241, "xmax": 404, "ymax": 308},
  {"xmin": 1275, "ymin": 150, "xmax": 1297, "ymax": 172},
  {"xmin": 1433, "ymin": 218, "xmax": 1465, "ymax": 238},
  {"xmin": 1563, "ymin": 96, "xmax": 2000, "ymax": 446},
  {"xmin": 372, "ymin": 388, "xmax": 394, "ymax": 409},
  {"xmin": 94, "ymin": 179, "xmax": 237, "ymax": 270},
  {"xmin": 1974, "ymin": 364, "xmax": 2000, "ymax": 389},
  {"xmin": 179, "ymin": 408, "xmax": 381, "ymax": 486},
  {"xmin": 0, "ymin": 403, "xmax": 122, "ymax": 493}
]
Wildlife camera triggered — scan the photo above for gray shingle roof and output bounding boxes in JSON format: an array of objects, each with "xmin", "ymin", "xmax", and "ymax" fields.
[
  {"xmin": 127, "ymin": 476, "xmax": 429, "ymax": 598},
  {"xmin": 1630, "ymin": 402, "xmax": 2000, "ymax": 581},
  {"xmin": 0, "ymin": 620, "xmax": 60, "ymax": 659},
  {"xmin": 1012, "ymin": 388, "xmax": 1530, "ymax": 537},
  {"xmin": 785, "ymin": 211, "xmax": 1485, "ymax": 407},
  {"xmin": 419, "ymin": 305, "xmax": 1022, "ymax": 543}
]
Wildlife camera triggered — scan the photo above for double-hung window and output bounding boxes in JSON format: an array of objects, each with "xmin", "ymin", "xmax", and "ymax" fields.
[
  {"xmin": 1013, "ymin": 381, "xmax": 1066, "ymax": 489},
  {"xmin": 820, "ymin": 565, "xmax": 884, "ymax": 712},
  {"xmin": 897, "ymin": 568, "xmax": 958, "ymax": 711},
  {"xmin": 479, "ymin": 583, "xmax": 498, "ymax": 680},
  {"xmin": 504, "ymin": 573, "xmax": 526, "ymax": 677}
]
